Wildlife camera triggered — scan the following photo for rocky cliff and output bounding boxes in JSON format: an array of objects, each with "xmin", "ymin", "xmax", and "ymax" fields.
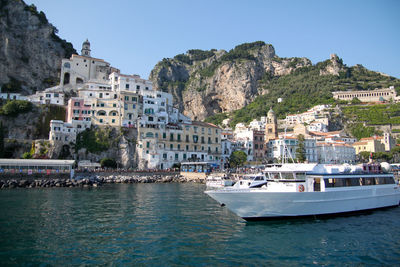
[
  {"xmin": 0, "ymin": 0, "xmax": 76, "ymax": 94},
  {"xmin": 149, "ymin": 41, "xmax": 312, "ymax": 120},
  {"xmin": 149, "ymin": 42, "xmax": 398, "ymax": 125}
]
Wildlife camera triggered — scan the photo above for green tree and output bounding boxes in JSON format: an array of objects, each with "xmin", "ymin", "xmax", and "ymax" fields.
[
  {"xmin": 75, "ymin": 128, "xmax": 111, "ymax": 153},
  {"xmin": 351, "ymin": 97, "xmax": 361, "ymax": 105},
  {"xmin": 229, "ymin": 150, "xmax": 247, "ymax": 168},
  {"xmin": 100, "ymin": 158, "xmax": 117, "ymax": 168},
  {"xmin": 372, "ymin": 151, "xmax": 393, "ymax": 162},
  {"xmin": 0, "ymin": 100, "xmax": 33, "ymax": 116},
  {"xmin": 22, "ymin": 152, "xmax": 32, "ymax": 159},
  {"xmin": 296, "ymin": 134, "xmax": 306, "ymax": 163}
]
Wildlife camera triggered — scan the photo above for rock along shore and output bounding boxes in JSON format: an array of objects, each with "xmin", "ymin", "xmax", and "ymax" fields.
[{"xmin": 0, "ymin": 173, "xmax": 204, "ymax": 189}]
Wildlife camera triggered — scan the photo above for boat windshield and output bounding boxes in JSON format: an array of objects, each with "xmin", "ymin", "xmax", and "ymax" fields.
[{"xmin": 280, "ymin": 172, "xmax": 295, "ymax": 179}]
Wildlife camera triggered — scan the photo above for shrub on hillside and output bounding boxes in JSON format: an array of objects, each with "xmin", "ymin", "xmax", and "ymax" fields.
[
  {"xmin": 100, "ymin": 158, "xmax": 117, "ymax": 168},
  {"xmin": 0, "ymin": 100, "xmax": 33, "ymax": 116}
]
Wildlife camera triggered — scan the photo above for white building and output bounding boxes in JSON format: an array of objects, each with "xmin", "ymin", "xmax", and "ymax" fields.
[
  {"xmin": 28, "ymin": 90, "xmax": 65, "ymax": 105},
  {"xmin": 110, "ymin": 72, "xmax": 153, "ymax": 93},
  {"xmin": 169, "ymin": 108, "xmax": 192, "ymax": 124},
  {"xmin": 110, "ymin": 72, "xmax": 176, "ymax": 126},
  {"xmin": 310, "ymin": 131, "xmax": 357, "ymax": 144},
  {"xmin": 49, "ymin": 120, "xmax": 77, "ymax": 144},
  {"xmin": 307, "ymin": 121, "xmax": 328, "ymax": 133},
  {"xmin": 221, "ymin": 139, "xmax": 233, "ymax": 168},
  {"xmin": 0, "ymin": 90, "xmax": 27, "ymax": 101},
  {"xmin": 249, "ymin": 117, "xmax": 266, "ymax": 131},
  {"xmin": 285, "ymin": 105, "xmax": 331, "ymax": 126},
  {"xmin": 59, "ymin": 39, "xmax": 118, "ymax": 87},
  {"xmin": 333, "ymin": 86, "xmax": 396, "ymax": 103},
  {"xmin": 317, "ymin": 142, "xmax": 356, "ymax": 164},
  {"xmin": 234, "ymin": 124, "xmax": 255, "ymax": 161},
  {"xmin": 268, "ymin": 137, "xmax": 318, "ymax": 163}
]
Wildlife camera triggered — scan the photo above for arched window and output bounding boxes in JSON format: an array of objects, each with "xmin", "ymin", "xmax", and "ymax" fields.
[{"xmin": 109, "ymin": 110, "xmax": 118, "ymax": 116}]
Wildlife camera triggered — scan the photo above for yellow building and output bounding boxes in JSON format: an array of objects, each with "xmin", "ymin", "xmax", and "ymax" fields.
[
  {"xmin": 119, "ymin": 91, "xmax": 142, "ymax": 127},
  {"xmin": 352, "ymin": 136, "xmax": 386, "ymax": 154},
  {"xmin": 88, "ymin": 97, "xmax": 122, "ymax": 127},
  {"xmin": 83, "ymin": 90, "xmax": 142, "ymax": 127}
]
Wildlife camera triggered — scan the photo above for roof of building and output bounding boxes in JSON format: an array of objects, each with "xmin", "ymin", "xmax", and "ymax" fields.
[
  {"xmin": 309, "ymin": 130, "xmax": 341, "ymax": 137},
  {"xmin": 317, "ymin": 142, "xmax": 353, "ymax": 147},
  {"xmin": 0, "ymin": 159, "xmax": 75, "ymax": 166},
  {"xmin": 360, "ymin": 136, "xmax": 383, "ymax": 141},
  {"xmin": 190, "ymin": 121, "xmax": 220, "ymax": 129},
  {"xmin": 71, "ymin": 54, "xmax": 107, "ymax": 63},
  {"xmin": 332, "ymin": 87, "xmax": 396, "ymax": 94},
  {"xmin": 353, "ymin": 141, "xmax": 368, "ymax": 146}
]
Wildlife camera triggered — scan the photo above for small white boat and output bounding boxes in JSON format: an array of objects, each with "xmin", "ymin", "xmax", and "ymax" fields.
[
  {"xmin": 206, "ymin": 175, "xmax": 234, "ymax": 188},
  {"xmin": 205, "ymin": 163, "xmax": 400, "ymax": 220},
  {"xmin": 231, "ymin": 173, "xmax": 268, "ymax": 189}
]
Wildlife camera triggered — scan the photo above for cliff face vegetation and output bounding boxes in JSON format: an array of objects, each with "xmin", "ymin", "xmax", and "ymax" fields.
[
  {"xmin": 0, "ymin": 100, "xmax": 66, "ymax": 158},
  {"xmin": 0, "ymin": 0, "xmax": 76, "ymax": 94},
  {"xmin": 149, "ymin": 41, "xmax": 311, "ymax": 121},
  {"xmin": 149, "ymin": 42, "xmax": 400, "ymax": 126}
]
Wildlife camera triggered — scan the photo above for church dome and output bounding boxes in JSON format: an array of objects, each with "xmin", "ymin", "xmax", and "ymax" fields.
[{"xmin": 267, "ymin": 107, "xmax": 275, "ymax": 116}]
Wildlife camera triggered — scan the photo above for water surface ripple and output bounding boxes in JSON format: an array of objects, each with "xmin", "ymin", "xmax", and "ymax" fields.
[{"xmin": 0, "ymin": 183, "xmax": 399, "ymax": 266}]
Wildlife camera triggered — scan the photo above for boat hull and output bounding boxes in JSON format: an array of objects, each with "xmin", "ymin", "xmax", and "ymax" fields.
[{"xmin": 205, "ymin": 186, "xmax": 400, "ymax": 220}]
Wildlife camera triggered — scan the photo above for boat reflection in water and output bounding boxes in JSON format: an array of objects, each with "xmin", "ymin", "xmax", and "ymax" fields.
[{"xmin": 205, "ymin": 163, "xmax": 400, "ymax": 221}]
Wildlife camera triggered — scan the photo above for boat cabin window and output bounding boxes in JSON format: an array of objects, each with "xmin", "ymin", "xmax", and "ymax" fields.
[
  {"xmin": 269, "ymin": 173, "xmax": 279, "ymax": 179},
  {"xmin": 324, "ymin": 177, "xmax": 395, "ymax": 188},
  {"xmin": 386, "ymin": 177, "xmax": 395, "ymax": 184},
  {"xmin": 281, "ymin": 173, "xmax": 294, "ymax": 179},
  {"xmin": 376, "ymin": 177, "xmax": 395, "ymax": 184},
  {"xmin": 295, "ymin": 173, "xmax": 306, "ymax": 180},
  {"xmin": 346, "ymin": 178, "xmax": 361, "ymax": 187},
  {"xmin": 361, "ymin": 178, "xmax": 375, "ymax": 186},
  {"xmin": 254, "ymin": 176, "xmax": 264, "ymax": 181}
]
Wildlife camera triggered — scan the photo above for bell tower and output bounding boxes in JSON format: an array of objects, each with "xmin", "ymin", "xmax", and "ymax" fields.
[
  {"xmin": 265, "ymin": 107, "xmax": 278, "ymax": 143},
  {"xmin": 81, "ymin": 39, "xmax": 91, "ymax": 57}
]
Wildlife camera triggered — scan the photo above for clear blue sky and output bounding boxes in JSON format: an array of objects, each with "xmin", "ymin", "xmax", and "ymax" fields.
[{"xmin": 26, "ymin": 0, "xmax": 400, "ymax": 79}]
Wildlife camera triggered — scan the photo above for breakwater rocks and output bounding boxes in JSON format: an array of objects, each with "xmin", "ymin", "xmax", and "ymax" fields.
[
  {"xmin": 0, "ymin": 174, "xmax": 202, "ymax": 189},
  {"xmin": 0, "ymin": 178, "xmax": 101, "ymax": 189},
  {"xmin": 95, "ymin": 174, "xmax": 192, "ymax": 184}
]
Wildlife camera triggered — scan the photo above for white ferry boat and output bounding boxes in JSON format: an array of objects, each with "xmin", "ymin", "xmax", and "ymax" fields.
[
  {"xmin": 206, "ymin": 175, "xmax": 234, "ymax": 188},
  {"xmin": 205, "ymin": 163, "xmax": 400, "ymax": 221}
]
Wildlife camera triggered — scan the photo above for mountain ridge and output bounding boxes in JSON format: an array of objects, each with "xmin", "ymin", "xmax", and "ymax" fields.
[{"xmin": 148, "ymin": 43, "xmax": 400, "ymax": 125}]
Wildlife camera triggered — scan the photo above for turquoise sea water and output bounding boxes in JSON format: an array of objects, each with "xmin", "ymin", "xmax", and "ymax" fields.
[{"xmin": 0, "ymin": 183, "xmax": 399, "ymax": 266}]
